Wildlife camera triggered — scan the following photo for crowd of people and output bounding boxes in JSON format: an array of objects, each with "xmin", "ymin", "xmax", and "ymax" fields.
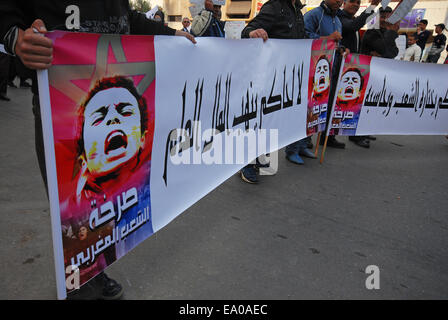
[
  {"xmin": 0, "ymin": 55, "xmax": 33, "ymax": 101},
  {"xmin": 0, "ymin": 0, "xmax": 447, "ymax": 299}
]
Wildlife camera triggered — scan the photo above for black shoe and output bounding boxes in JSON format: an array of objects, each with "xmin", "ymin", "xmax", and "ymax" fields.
[
  {"xmin": 366, "ymin": 135, "xmax": 377, "ymax": 141},
  {"xmin": 20, "ymin": 81, "xmax": 32, "ymax": 88},
  {"xmin": 240, "ymin": 166, "xmax": 258, "ymax": 184},
  {"xmin": 0, "ymin": 94, "xmax": 11, "ymax": 101},
  {"xmin": 66, "ymin": 272, "xmax": 123, "ymax": 300},
  {"xmin": 99, "ymin": 273, "xmax": 124, "ymax": 300},
  {"xmin": 326, "ymin": 136, "xmax": 345, "ymax": 149},
  {"xmin": 8, "ymin": 81, "xmax": 17, "ymax": 88},
  {"xmin": 350, "ymin": 138, "xmax": 370, "ymax": 148}
]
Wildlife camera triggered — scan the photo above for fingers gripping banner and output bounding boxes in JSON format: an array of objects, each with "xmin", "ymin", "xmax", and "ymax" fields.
[{"xmin": 38, "ymin": 32, "xmax": 323, "ymax": 299}]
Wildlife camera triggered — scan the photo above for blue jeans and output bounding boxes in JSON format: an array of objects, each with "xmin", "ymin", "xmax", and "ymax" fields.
[
  {"xmin": 427, "ymin": 53, "xmax": 441, "ymax": 63},
  {"xmin": 285, "ymin": 137, "xmax": 311, "ymax": 156}
]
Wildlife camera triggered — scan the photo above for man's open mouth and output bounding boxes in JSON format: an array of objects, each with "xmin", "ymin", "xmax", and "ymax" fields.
[
  {"xmin": 345, "ymin": 86, "xmax": 354, "ymax": 95},
  {"xmin": 105, "ymin": 130, "xmax": 128, "ymax": 155},
  {"xmin": 319, "ymin": 76, "xmax": 326, "ymax": 85}
]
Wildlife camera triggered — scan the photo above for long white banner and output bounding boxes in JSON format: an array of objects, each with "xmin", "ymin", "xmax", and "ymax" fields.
[
  {"xmin": 37, "ymin": 32, "xmax": 447, "ymax": 299},
  {"xmin": 329, "ymin": 53, "xmax": 448, "ymax": 136},
  {"xmin": 38, "ymin": 32, "xmax": 323, "ymax": 299}
]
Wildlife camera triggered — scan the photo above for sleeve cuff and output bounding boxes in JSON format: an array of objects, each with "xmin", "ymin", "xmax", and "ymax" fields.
[{"xmin": 3, "ymin": 26, "xmax": 18, "ymax": 56}]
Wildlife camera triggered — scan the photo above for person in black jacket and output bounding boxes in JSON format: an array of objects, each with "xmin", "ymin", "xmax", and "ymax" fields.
[
  {"xmin": 414, "ymin": 19, "xmax": 431, "ymax": 53},
  {"xmin": 360, "ymin": 6, "xmax": 399, "ymax": 59},
  {"xmin": 0, "ymin": 0, "xmax": 195, "ymax": 300},
  {"xmin": 338, "ymin": 0, "xmax": 379, "ymax": 53},
  {"xmin": 427, "ymin": 23, "xmax": 447, "ymax": 63},
  {"xmin": 0, "ymin": 52, "xmax": 11, "ymax": 101},
  {"xmin": 338, "ymin": 0, "xmax": 379, "ymax": 149},
  {"xmin": 241, "ymin": 0, "xmax": 306, "ymax": 40},
  {"xmin": 239, "ymin": 0, "xmax": 313, "ymax": 184}
]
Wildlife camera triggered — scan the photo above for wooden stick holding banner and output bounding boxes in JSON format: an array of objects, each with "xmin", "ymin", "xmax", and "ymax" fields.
[
  {"xmin": 314, "ymin": 132, "xmax": 321, "ymax": 157},
  {"xmin": 319, "ymin": 135, "xmax": 330, "ymax": 164},
  {"xmin": 320, "ymin": 57, "xmax": 346, "ymax": 164}
]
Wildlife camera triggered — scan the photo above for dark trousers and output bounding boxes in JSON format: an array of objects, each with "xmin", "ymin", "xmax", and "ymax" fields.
[
  {"xmin": 8, "ymin": 57, "xmax": 17, "ymax": 82},
  {"xmin": 0, "ymin": 53, "xmax": 10, "ymax": 95},
  {"xmin": 427, "ymin": 53, "xmax": 441, "ymax": 63},
  {"xmin": 321, "ymin": 50, "xmax": 343, "ymax": 141},
  {"xmin": 285, "ymin": 136, "xmax": 311, "ymax": 155},
  {"xmin": 32, "ymin": 94, "xmax": 48, "ymax": 191}
]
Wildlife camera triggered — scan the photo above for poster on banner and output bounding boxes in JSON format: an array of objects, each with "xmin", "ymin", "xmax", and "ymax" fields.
[
  {"xmin": 329, "ymin": 54, "xmax": 372, "ymax": 136},
  {"xmin": 306, "ymin": 39, "xmax": 336, "ymax": 136},
  {"xmin": 39, "ymin": 33, "xmax": 318, "ymax": 299},
  {"xmin": 42, "ymin": 31, "xmax": 156, "ymax": 296}
]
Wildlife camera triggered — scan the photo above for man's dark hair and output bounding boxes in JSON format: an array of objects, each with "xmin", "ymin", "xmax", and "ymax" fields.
[
  {"xmin": 76, "ymin": 75, "xmax": 149, "ymax": 158},
  {"xmin": 420, "ymin": 19, "xmax": 428, "ymax": 25},
  {"xmin": 379, "ymin": 6, "xmax": 392, "ymax": 14},
  {"xmin": 314, "ymin": 56, "xmax": 330, "ymax": 79},
  {"xmin": 342, "ymin": 67, "xmax": 364, "ymax": 92}
]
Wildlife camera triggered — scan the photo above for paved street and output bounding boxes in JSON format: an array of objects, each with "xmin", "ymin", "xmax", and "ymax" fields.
[{"xmin": 1, "ymin": 84, "xmax": 447, "ymax": 300}]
